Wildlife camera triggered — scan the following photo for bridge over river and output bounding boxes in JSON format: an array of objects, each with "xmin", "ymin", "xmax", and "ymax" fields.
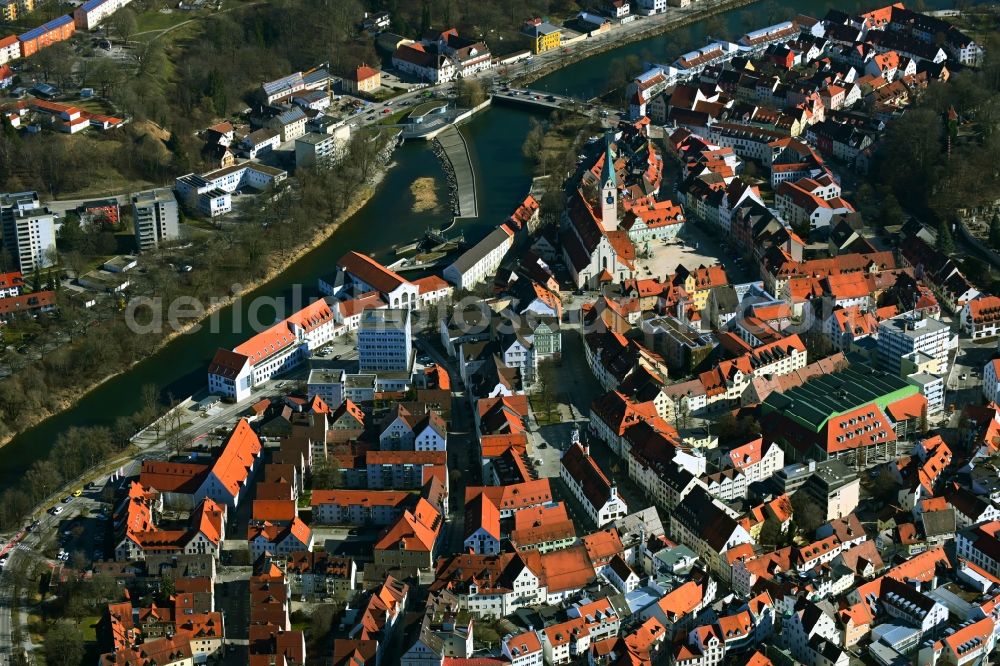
[{"xmin": 490, "ymin": 87, "xmax": 617, "ymax": 119}]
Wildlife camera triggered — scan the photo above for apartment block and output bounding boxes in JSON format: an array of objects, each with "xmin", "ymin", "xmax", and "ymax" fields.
[{"xmin": 132, "ymin": 188, "xmax": 179, "ymax": 252}]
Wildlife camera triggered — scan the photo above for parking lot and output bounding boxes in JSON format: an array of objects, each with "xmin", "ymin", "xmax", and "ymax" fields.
[
  {"xmin": 41, "ymin": 483, "xmax": 113, "ymax": 568},
  {"xmin": 944, "ymin": 332, "xmax": 995, "ymax": 425}
]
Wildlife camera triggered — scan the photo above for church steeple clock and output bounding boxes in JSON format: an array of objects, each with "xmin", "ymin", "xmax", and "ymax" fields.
[{"xmin": 600, "ymin": 130, "xmax": 618, "ymax": 232}]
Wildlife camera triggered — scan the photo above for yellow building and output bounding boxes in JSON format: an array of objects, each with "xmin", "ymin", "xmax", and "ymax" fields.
[
  {"xmin": 1, "ymin": 0, "xmax": 34, "ymax": 21},
  {"xmin": 345, "ymin": 65, "xmax": 381, "ymax": 94},
  {"xmin": 683, "ymin": 265, "xmax": 728, "ymax": 311},
  {"xmin": 522, "ymin": 20, "xmax": 561, "ymax": 54}
]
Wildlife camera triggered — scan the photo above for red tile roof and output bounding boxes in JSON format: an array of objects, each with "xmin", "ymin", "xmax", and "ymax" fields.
[
  {"xmin": 582, "ymin": 528, "xmax": 624, "ymax": 567},
  {"xmin": 826, "ymin": 403, "xmax": 897, "ymax": 454},
  {"xmin": 656, "ymin": 580, "xmax": 704, "ymax": 621},
  {"xmin": 139, "ymin": 460, "xmax": 208, "ymax": 494},
  {"xmin": 207, "ymin": 348, "xmax": 249, "ymax": 379},
  {"xmin": 0, "ymin": 290, "xmax": 56, "ymax": 316},
  {"xmin": 338, "ymin": 251, "xmax": 409, "ymax": 294},
  {"xmin": 312, "ymin": 490, "xmax": 410, "ymax": 507},
  {"xmin": 886, "ymin": 393, "xmax": 927, "ymax": 422},
  {"xmin": 532, "ymin": 544, "xmax": 597, "ymax": 593},
  {"xmin": 480, "ymin": 433, "xmax": 529, "ymax": 458},
  {"xmin": 467, "ymin": 479, "xmax": 552, "ymax": 512},
  {"xmin": 252, "ymin": 500, "xmax": 296, "ymax": 523},
  {"xmin": 412, "ymin": 275, "xmax": 449, "ymax": 294},
  {"xmin": 465, "ymin": 492, "xmax": 501, "ymax": 541},
  {"xmin": 365, "ymin": 450, "xmax": 446, "ymax": 466},
  {"xmin": 942, "ymin": 616, "xmax": 994, "ymax": 658},
  {"xmin": 351, "ymin": 65, "xmax": 380, "ymax": 82},
  {"xmin": 0, "ymin": 271, "xmax": 23, "ymax": 289},
  {"xmin": 209, "ymin": 419, "xmax": 262, "ymax": 499},
  {"xmin": 375, "ymin": 498, "xmax": 441, "ymax": 552},
  {"xmin": 339, "ymin": 291, "xmax": 387, "ymax": 319},
  {"xmin": 192, "ymin": 498, "xmax": 225, "ymax": 544},
  {"xmin": 560, "ymin": 442, "xmax": 614, "ymax": 512}
]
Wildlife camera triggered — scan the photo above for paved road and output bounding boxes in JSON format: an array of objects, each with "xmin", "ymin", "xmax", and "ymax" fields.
[
  {"xmin": 413, "ymin": 335, "xmax": 475, "ymax": 555},
  {"xmin": 0, "ymin": 485, "xmax": 107, "ymax": 664},
  {"xmin": 0, "ymin": 338, "xmax": 361, "ymax": 660},
  {"xmin": 44, "ymin": 193, "xmax": 129, "ymax": 215}
]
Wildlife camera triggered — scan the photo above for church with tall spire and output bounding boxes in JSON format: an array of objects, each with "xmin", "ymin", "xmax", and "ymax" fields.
[
  {"xmin": 560, "ymin": 126, "xmax": 639, "ymax": 290},
  {"xmin": 600, "ymin": 130, "xmax": 618, "ymax": 232}
]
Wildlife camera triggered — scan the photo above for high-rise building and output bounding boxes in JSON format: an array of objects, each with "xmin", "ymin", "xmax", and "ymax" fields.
[
  {"xmin": 358, "ymin": 308, "xmax": 412, "ymax": 373},
  {"xmin": 877, "ymin": 312, "xmax": 950, "ymax": 376},
  {"xmin": 132, "ymin": 188, "xmax": 179, "ymax": 252},
  {"xmin": 0, "ymin": 191, "xmax": 56, "ymax": 273}
]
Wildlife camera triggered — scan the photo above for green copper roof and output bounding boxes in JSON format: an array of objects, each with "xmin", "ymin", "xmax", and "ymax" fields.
[
  {"xmin": 601, "ymin": 130, "xmax": 616, "ymax": 189},
  {"xmin": 761, "ymin": 364, "xmax": 918, "ymax": 432}
]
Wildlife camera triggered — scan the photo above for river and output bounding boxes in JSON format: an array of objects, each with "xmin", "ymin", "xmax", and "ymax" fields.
[{"xmin": 0, "ymin": 0, "xmax": 965, "ymax": 488}]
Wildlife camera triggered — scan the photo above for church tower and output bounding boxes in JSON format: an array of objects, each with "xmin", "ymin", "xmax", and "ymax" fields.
[{"xmin": 600, "ymin": 130, "xmax": 618, "ymax": 232}]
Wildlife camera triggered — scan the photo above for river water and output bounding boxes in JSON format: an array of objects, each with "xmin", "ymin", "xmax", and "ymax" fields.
[{"xmin": 0, "ymin": 0, "xmax": 963, "ymax": 488}]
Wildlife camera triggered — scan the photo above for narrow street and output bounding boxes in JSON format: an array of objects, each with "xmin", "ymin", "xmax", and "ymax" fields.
[{"xmin": 414, "ymin": 336, "xmax": 477, "ymax": 556}]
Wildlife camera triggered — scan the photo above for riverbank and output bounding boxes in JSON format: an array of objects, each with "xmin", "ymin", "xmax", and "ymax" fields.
[
  {"xmin": 514, "ymin": 0, "xmax": 763, "ymax": 89},
  {"xmin": 0, "ymin": 165, "xmax": 391, "ymax": 450},
  {"xmin": 0, "ymin": 0, "xmax": 776, "ymax": 471}
]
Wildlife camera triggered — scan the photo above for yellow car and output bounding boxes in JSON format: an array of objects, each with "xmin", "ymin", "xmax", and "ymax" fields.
[{"xmin": 72, "ymin": 489, "xmax": 82, "ymax": 497}]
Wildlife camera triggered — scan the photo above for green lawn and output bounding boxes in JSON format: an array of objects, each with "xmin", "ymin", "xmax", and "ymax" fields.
[
  {"xmin": 528, "ymin": 394, "xmax": 559, "ymax": 425},
  {"xmin": 79, "ymin": 614, "xmax": 101, "ymax": 642},
  {"xmin": 408, "ymin": 100, "xmax": 448, "ymax": 119},
  {"xmin": 135, "ymin": 9, "xmax": 194, "ymax": 34},
  {"xmin": 378, "ymin": 109, "xmax": 410, "ymax": 126}
]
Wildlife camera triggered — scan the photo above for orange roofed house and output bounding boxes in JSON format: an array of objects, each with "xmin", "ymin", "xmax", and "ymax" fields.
[
  {"xmin": 208, "ymin": 298, "xmax": 339, "ymax": 401},
  {"xmin": 430, "ymin": 552, "xmax": 546, "ymax": 617},
  {"xmin": 344, "ymin": 64, "xmax": 381, "ymax": 94},
  {"xmin": 196, "ymin": 419, "xmax": 263, "ymax": 509},
  {"xmin": 138, "ymin": 418, "xmax": 262, "ymax": 511},
  {"xmin": 374, "ymin": 497, "xmax": 443, "ymax": 575},
  {"xmin": 114, "ymin": 482, "xmax": 227, "ymax": 562}
]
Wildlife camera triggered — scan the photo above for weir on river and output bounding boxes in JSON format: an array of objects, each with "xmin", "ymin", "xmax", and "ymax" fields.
[
  {"xmin": 434, "ymin": 125, "xmax": 479, "ymax": 220},
  {"xmin": 0, "ymin": 0, "xmax": 961, "ymax": 489}
]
